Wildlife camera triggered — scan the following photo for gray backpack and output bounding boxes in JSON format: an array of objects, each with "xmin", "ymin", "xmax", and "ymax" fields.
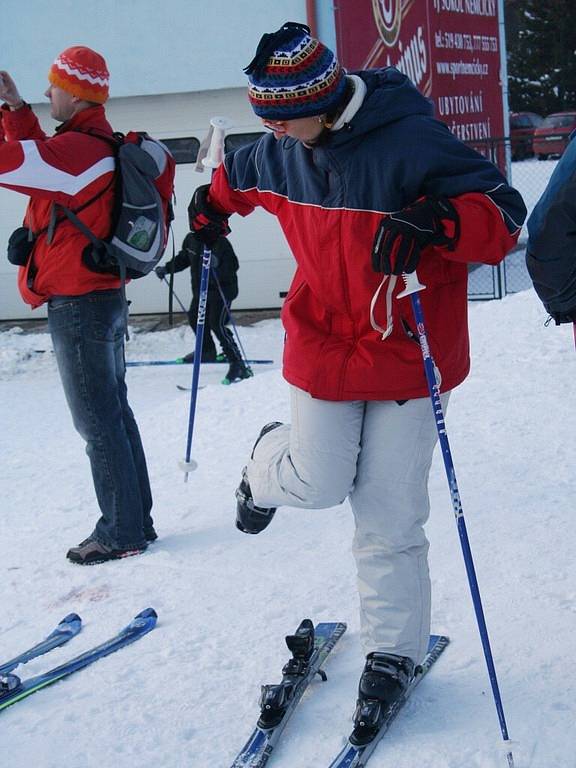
[{"xmin": 62, "ymin": 130, "xmax": 175, "ymax": 282}]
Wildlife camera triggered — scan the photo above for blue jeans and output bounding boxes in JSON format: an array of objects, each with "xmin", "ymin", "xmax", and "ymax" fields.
[{"xmin": 48, "ymin": 290, "xmax": 153, "ymax": 549}]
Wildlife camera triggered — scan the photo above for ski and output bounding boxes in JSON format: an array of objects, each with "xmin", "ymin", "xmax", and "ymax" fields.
[
  {"xmin": 327, "ymin": 634, "xmax": 449, "ymax": 768},
  {"xmin": 0, "ymin": 614, "xmax": 82, "ymax": 675},
  {"xmin": 26, "ymin": 351, "xmax": 274, "ymax": 367},
  {"xmin": 126, "ymin": 358, "xmax": 273, "ymax": 367},
  {"xmin": 0, "ymin": 608, "xmax": 157, "ymax": 713},
  {"xmin": 231, "ymin": 620, "xmax": 347, "ymax": 768},
  {"xmin": 177, "ymin": 384, "xmax": 206, "ymax": 392},
  {"xmin": 177, "ymin": 373, "xmax": 254, "ymax": 389}
]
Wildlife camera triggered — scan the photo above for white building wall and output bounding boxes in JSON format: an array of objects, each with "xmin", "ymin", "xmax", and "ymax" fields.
[
  {"xmin": 0, "ymin": 90, "xmax": 297, "ymax": 319},
  {"xmin": 0, "ymin": 0, "xmax": 311, "ymax": 319},
  {"xmin": 2, "ymin": 0, "xmax": 307, "ymax": 101}
]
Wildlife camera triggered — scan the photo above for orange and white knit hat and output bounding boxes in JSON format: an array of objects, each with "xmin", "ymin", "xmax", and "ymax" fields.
[{"xmin": 48, "ymin": 46, "xmax": 109, "ymax": 104}]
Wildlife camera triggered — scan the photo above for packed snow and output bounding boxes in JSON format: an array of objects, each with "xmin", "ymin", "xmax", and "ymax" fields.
[
  {"xmin": 0, "ymin": 148, "xmax": 576, "ymax": 768},
  {"xmin": 0, "ymin": 283, "xmax": 574, "ymax": 768}
]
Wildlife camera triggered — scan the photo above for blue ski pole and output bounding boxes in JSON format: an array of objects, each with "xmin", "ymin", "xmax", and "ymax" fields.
[
  {"xmin": 178, "ymin": 114, "xmax": 234, "ymax": 479},
  {"xmin": 398, "ymin": 271, "xmax": 515, "ymax": 768},
  {"xmin": 179, "ymin": 245, "xmax": 211, "ymax": 480}
]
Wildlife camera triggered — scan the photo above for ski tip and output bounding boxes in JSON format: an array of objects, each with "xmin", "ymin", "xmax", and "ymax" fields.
[
  {"xmin": 136, "ymin": 608, "xmax": 158, "ymax": 620},
  {"xmin": 131, "ymin": 608, "xmax": 158, "ymax": 631},
  {"xmin": 61, "ymin": 613, "xmax": 82, "ymax": 625},
  {"xmin": 57, "ymin": 614, "xmax": 82, "ymax": 635},
  {"xmin": 51, "ymin": 614, "xmax": 82, "ymax": 638}
]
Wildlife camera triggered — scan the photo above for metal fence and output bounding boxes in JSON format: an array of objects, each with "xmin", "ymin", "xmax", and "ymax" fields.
[{"xmin": 465, "ymin": 137, "xmax": 552, "ymax": 300}]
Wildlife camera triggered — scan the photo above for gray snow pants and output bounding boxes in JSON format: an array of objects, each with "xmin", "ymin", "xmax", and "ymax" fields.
[{"xmin": 248, "ymin": 385, "xmax": 450, "ymax": 664}]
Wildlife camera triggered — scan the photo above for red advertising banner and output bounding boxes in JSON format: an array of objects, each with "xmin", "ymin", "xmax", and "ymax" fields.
[{"xmin": 334, "ymin": 0, "xmax": 505, "ymax": 166}]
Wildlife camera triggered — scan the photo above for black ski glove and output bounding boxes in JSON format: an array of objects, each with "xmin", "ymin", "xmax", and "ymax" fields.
[
  {"xmin": 188, "ymin": 185, "xmax": 231, "ymax": 247},
  {"xmin": 372, "ymin": 196, "xmax": 460, "ymax": 275},
  {"xmin": 155, "ymin": 265, "xmax": 167, "ymax": 280}
]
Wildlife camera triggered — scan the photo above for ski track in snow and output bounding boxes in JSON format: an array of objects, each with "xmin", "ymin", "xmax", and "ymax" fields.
[{"xmin": 0, "ymin": 294, "xmax": 575, "ymax": 768}]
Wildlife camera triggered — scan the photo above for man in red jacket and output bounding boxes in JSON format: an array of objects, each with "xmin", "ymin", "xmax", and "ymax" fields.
[
  {"xmin": 0, "ymin": 47, "xmax": 155, "ymax": 564},
  {"xmin": 188, "ymin": 22, "xmax": 526, "ymax": 738}
]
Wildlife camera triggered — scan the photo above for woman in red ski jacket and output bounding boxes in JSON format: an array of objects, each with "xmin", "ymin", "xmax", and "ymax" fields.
[
  {"xmin": 190, "ymin": 21, "xmax": 526, "ymax": 736},
  {"xmin": 208, "ymin": 69, "xmax": 524, "ymax": 402}
]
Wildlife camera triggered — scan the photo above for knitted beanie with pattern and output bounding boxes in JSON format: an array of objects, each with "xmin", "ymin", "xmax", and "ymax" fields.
[
  {"xmin": 48, "ymin": 46, "xmax": 109, "ymax": 104},
  {"xmin": 244, "ymin": 22, "xmax": 347, "ymax": 121}
]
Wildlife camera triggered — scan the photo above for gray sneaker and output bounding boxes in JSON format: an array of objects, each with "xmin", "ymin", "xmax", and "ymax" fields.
[{"xmin": 66, "ymin": 536, "xmax": 147, "ymax": 566}]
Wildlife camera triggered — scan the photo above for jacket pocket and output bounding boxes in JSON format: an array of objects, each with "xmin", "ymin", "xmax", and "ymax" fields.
[{"xmin": 7, "ymin": 227, "xmax": 35, "ymax": 266}]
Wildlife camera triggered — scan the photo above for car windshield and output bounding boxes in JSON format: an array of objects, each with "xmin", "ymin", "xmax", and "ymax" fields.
[
  {"xmin": 542, "ymin": 114, "xmax": 576, "ymax": 128},
  {"xmin": 510, "ymin": 114, "xmax": 543, "ymax": 128}
]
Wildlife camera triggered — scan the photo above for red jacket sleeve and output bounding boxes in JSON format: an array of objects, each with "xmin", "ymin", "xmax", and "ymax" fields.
[
  {"xmin": 0, "ymin": 125, "xmax": 114, "ymax": 203},
  {"xmin": 1, "ymin": 103, "xmax": 47, "ymax": 141},
  {"xmin": 207, "ymin": 163, "xmax": 256, "ymax": 217},
  {"xmin": 437, "ymin": 191, "xmax": 520, "ymax": 267}
]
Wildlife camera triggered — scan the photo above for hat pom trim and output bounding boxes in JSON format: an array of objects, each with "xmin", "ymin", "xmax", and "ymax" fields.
[{"xmin": 48, "ymin": 68, "xmax": 109, "ymax": 104}]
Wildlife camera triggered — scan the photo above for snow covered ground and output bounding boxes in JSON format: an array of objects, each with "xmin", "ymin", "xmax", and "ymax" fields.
[{"xmin": 0, "ymin": 288, "xmax": 574, "ymax": 768}]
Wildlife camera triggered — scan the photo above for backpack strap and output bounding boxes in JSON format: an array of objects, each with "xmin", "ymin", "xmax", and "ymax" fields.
[
  {"xmin": 70, "ymin": 127, "xmax": 124, "ymax": 149},
  {"xmin": 58, "ymin": 204, "xmax": 105, "ymax": 248},
  {"xmin": 59, "ymin": 130, "xmax": 130, "ymax": 338}
]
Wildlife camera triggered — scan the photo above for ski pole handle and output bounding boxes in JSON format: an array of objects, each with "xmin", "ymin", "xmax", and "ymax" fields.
[
  {"xmin": 397, "ymin": 270, "xmax": 426, "ymax": 298},
  {"xmin": 203, "ymin": 116, "xmax": 234, "ymax": 169}
]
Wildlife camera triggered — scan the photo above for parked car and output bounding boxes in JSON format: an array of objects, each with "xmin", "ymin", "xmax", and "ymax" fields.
[
  {"xmin": 510, "ymin": 112, "xmax": 543, "ymax": 160},
  {"xmin": 532, "ymin": 111, "xmax": 576, "ymax": 160}
]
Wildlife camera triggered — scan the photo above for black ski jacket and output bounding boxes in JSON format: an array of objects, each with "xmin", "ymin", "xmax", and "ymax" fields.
[
  {"xmin": 527, "ymin": 134, "xmax": 576, "ymax": 323},
  {"xmin": 163, "ymin": 232, "xmax": 239, "ymax": 296}
]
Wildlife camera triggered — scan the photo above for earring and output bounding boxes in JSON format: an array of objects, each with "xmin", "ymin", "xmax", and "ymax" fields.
[{"xmin": 317, "ymin": 116, "xmax": 325, "ymax": 124}]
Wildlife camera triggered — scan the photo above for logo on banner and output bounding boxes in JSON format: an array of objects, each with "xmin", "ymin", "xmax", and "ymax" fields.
[{"xmin": 372, "ymin": 0, "xmax": 402, "ymax": 47}]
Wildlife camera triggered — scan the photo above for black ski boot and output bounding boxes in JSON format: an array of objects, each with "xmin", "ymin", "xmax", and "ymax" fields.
[
  {"xmin": 258, "ymin": 619, "xmax": 316, "ymax": 729},
  {"xmin": 235, "ymin": 422, "xmax": 283, "ymax": 534},
  {"xmin": 350, "ymin": 652, "xmax": 415, "ymax": 746},
  {"xmin": 223, "ymin": 359, "xmax": 253, "ymax": 385}
]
